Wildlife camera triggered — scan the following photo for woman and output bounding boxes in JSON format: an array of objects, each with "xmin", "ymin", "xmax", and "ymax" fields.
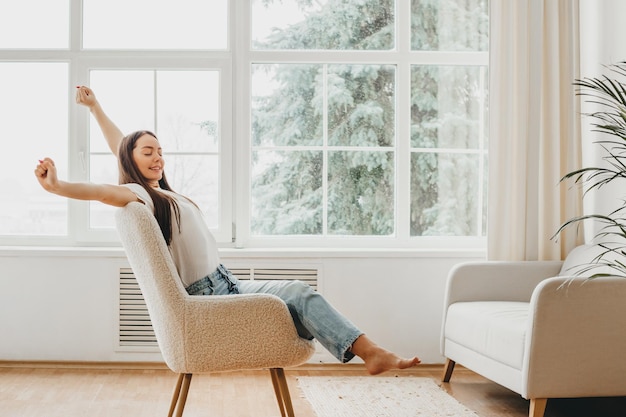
[{"xmin": 34, "ymin": 86, "xmax": 420, "ymax": 375}]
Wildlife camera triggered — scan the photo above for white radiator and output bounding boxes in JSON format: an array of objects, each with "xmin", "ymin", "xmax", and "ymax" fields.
[{"xmin": 118, "ymin": 266, "xmax": 319, "ymax": 348}]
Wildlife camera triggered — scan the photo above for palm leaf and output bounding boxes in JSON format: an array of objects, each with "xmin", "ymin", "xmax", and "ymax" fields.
[{"xmin": 555, "ymin": 62, "xmax": 626, "ymax": 278}]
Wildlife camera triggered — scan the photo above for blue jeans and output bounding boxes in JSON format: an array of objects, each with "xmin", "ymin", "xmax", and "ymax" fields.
[{"xmin": 185, "ymin": 264, "xmax": 363, "ymax": 363}]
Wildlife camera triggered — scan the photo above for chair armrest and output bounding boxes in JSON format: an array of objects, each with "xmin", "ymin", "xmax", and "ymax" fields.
[
  {"xmin": 523, "ymin": 276, "xmax": 626, "ymax": 398},
  {"xmin": 181, "ymin": 293, "xmax": 315, "ymax": 372},
  {"xmin": 444, "ymin": 261, "xmax": 563, "ymax": 306}
]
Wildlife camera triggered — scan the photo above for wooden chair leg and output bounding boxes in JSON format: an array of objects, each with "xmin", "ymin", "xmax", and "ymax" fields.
[
  {"xmin": 168, "ymin": 374, "xmax": 185, "ymax": 417},
  {"xmin": 529, "ymin": 398, "xmax": 547, "ymax": 417},
  {"xmin": 442, "ymin": 358, "xmax": 455, "ymax": 382},
  {"xmin": 270, "ymin": 369, "xmax": 287, "ymax": 417},
  {"xmin": 270, "ymin": 368, "xmax": 295, "ymax": 417},
  {"xmin": 168, "ymin": 373, "xmax": 193, "ymax": 417}
]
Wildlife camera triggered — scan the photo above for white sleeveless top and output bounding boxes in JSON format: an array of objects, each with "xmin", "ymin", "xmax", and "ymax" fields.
[{"xmin": 123, "ymin": 183, "xmax": 221, "ymax": 288}]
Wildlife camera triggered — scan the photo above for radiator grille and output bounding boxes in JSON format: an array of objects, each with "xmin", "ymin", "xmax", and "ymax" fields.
[
  {"xmin": 118, "ymin": 266, "xmax": 319, "ymax": 348},
  {"xmin": 119, "ymin": 268, "xmax": 157, "ymax": 347}
]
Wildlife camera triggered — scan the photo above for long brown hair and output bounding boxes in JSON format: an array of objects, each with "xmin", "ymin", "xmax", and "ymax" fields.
[{"xmin": 118, "ymin": 130, "xmax": 180, "ymax": 245}]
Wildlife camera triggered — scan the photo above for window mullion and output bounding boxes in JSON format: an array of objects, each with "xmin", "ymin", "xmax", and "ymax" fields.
[
  {"xmin": 396, "ymin": 60, "xmax": 411, "ymax": 241},
  {"xmin": 233, "ymin": 0, "xmax": 251, "ymax": 248},
  {"xmin": 322, "ymin": 64, "xmax": 329, "ymax": 236},
  {"xmin": 69, "ymin": 0, "xmax": 82, "ymax": 51},
  {"xmin": 395, "ymin": 0, "xmax": 411, "ymax": 241}
]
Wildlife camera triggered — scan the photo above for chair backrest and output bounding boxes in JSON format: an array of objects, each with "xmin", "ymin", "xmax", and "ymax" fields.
[{"xmin": 115, "ymin": 202, "xmax": 188, "ymax": 369}]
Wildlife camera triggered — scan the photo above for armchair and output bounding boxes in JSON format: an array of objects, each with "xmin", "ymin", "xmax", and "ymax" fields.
[
  {"xmin": 440, "ymin": 245, "xmax": 626, "ymax": 417},
  {"xmin": 115, "ymin": 202, "xmax": 315, "ymax": 417}
]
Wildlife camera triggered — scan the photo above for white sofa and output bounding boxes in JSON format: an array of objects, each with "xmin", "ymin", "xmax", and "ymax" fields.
[{"xmin": 440, "ymin": 245, "xmax": 626, "ymax": 417}]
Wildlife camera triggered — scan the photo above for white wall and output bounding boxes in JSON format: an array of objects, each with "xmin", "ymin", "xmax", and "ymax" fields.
[
  {"xmin": 0, "ymin": 248, "xmax": 483, "ymax": 365},
  {"xmin": 579, "ymin": 0, "xmax": 626, "ymax": 241}
]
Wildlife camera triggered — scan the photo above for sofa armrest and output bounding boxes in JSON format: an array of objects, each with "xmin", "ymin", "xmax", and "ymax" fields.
[
  {"xmin": 440, "ymin": 261, "xmax": 563, "ymax": 355},
  {"xmin": 444, "ymin": 261, "xmax": 563, "ymax": 306},
  {"xmin": 523, "ymin": 276, "xmax": 626, "ymax": 398}
]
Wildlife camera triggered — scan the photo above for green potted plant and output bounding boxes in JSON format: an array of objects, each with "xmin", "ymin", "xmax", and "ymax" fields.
[{"xmin": 555, "ymin": 61, "xmax": 626, "ymax": 277}]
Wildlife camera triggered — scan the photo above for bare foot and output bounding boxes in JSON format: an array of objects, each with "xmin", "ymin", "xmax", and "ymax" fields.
[{"xmin": 350, "ymin": 334, "xmax": 421, "ymax": 375}]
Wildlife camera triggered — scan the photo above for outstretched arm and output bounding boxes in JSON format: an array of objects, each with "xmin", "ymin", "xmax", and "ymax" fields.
[
  {"xmin": 75, "ymin": 86, "xmax": 124, "ymax": 157},
  {"xmin": 35, "ymin": 158, "xmax": 139, "ymax": 207}
]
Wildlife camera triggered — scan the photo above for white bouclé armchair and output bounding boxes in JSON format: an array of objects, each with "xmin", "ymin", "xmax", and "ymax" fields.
[
  {"xmin": 115, "ymin": 202, "xmax": 315, "ymax": 417},
  {"xmin": 440, "ymin": 245, "xmax": 626, "ymax": 417}
]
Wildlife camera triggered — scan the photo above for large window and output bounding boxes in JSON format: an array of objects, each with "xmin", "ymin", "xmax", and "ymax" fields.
[
  {"xmin": 0, "ymin": 0, "xmax": 231, "ymax": 245},
  {"xmin": 0, "ymin": 0, "xmax": 488, "ymax": 249},
  {"xmin": 245, "ymin": 0, "xmax": 488, "ymax": 246}
]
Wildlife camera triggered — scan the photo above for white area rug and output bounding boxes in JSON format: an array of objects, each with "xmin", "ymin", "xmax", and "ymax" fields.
[{"xmin": 297, "ymin": 376, "xmax": 479, "ymax": 417}]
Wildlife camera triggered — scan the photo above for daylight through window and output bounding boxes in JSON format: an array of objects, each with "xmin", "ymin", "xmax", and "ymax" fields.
[{"xmin": 0, "ymin": 0, "xmax": 488, "ymax": 248}]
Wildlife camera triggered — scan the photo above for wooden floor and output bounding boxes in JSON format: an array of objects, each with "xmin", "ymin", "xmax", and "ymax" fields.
[{"xmin": 1, "ymin": 362, "xmax": 625, "ymax": 417}]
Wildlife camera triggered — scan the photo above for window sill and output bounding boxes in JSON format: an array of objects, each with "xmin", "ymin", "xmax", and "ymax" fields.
[
  {"xmin": 0, "ymin": 245, "xmax": 485, "ymax": 259},
  {"xmin": 220, "ymin": 247, "xmax": 485, "ymax": 259}
]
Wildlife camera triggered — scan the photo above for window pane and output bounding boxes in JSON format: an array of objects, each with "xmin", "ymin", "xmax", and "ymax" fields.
[
  {"xmin": 252, "ymin": 63, "xmax": 396, "ymax": 148},
  {"xmin": 168, "ymin": 155, "xmax": 220, "ymax": 228},
  {"xmin": 411, "ymin": 152, "xmax": 481, "ymax": 236},
  {"xmin": 0, "ymin": 63, "xmax": 68, "ymax": 235},
  {"xmin": 328, "ymin": 64, "xmax": 395, "ymax": 147},
  {"xmin": 411, "ymin": 0, "xmax": 488, "ymax": 51},
  {"xmin": 251, "ymin": 0, "xmax": 394, "ymax": 50},
  {"xmin": 83, "ymin": 0, "xmax": 227, "ymax": 50},
  {"xmin": 328, "ymin": 151, "xmax": 394, "ymax": 236},
  {"xmin": 251, "ymin": 62, "xmax": 396, "ymax": 237},
  {"xmin": 0, "ymin": 0, "xmax": 69, "ymax": 48},
  {"xmin": 90, "ymin": 71, "xmax": 155, "ymax": 153},
  {"xmin": 411, "ymin": 65, "xmax": 488, "ymax": 149},
  {"xmin": 88, "ymin": 70, "xmax": 221, "ymax": 229},
  {"xmin": 252, "ymin": 64, "xmax": 323, "ymax": 146},
  {"xmin": 89, "ymin": 155, "xmax": 118, "ymax": 229},
  {"xmin": 251, "ymin": 151, "xmax": 323, "ymax": 235},
  {"xmin": 156, "ymin": 71, "xmax": 220, "ymax": 153}
]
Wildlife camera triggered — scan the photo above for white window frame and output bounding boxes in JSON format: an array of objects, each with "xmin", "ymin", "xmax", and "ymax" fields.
[
  {"xmin": 233, "ymin": 1, "xmax": 488, "ymax": 249},
  {"xmin": 0, "ymin": 0, "xmax": 487, "ymax": 250},
  {"xmin": 72, "ymin": 56, "xmax": 234, "ymax": 244},
  {"xmin": 0, "ymin": 0, "xmax": 234, "ymax": 246}
]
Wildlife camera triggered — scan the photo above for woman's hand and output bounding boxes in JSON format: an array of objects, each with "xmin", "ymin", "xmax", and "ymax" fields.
[
  {"xmin": 75, "ymin": 85, "xmax": 123, "ymax": 156},
  {"xmin": 34, "ymin": 158, "xmax": 59, "ymax": 193},
  {"xmin": 75, "ymin": 85, "xmax": 97, "ymax": 109}
]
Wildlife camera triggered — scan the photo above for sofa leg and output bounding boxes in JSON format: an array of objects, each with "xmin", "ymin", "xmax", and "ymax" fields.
[
  {"xmin": 442, "ymin": 358, "xmax": 455, "ymax": 382},
  {"xmin": 529, "ymin": 398, "xmax": 547, "ymax": 417}
]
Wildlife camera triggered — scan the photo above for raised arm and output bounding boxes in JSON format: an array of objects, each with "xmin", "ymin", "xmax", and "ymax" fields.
[
  {"xmin": 75, "ymin": 86, "xmax": 124, "ymax": 157},
  {"xmin": 35, "ymin": 158, "xmax": 139, "ymax": 207}
]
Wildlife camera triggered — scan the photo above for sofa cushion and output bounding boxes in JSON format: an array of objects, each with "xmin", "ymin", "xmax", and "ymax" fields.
[
  {"xmin": 444, "ymin": 301, "xmax": 529, "ymax": 370},
  {"xmin": 559, "ymin": 244, "xmax": 618, "ymax": 277}
]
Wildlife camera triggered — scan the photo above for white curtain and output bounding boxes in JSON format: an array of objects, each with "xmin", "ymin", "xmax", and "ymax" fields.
[{"xmin": 488, "ymin": 0, "xmax": 584, "ymax": 261}]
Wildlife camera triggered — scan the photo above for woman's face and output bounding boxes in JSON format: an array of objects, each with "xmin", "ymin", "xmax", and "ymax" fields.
[{"xmin": 133, "ymin": 134, "xmax": 164, "ymax": 188}]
